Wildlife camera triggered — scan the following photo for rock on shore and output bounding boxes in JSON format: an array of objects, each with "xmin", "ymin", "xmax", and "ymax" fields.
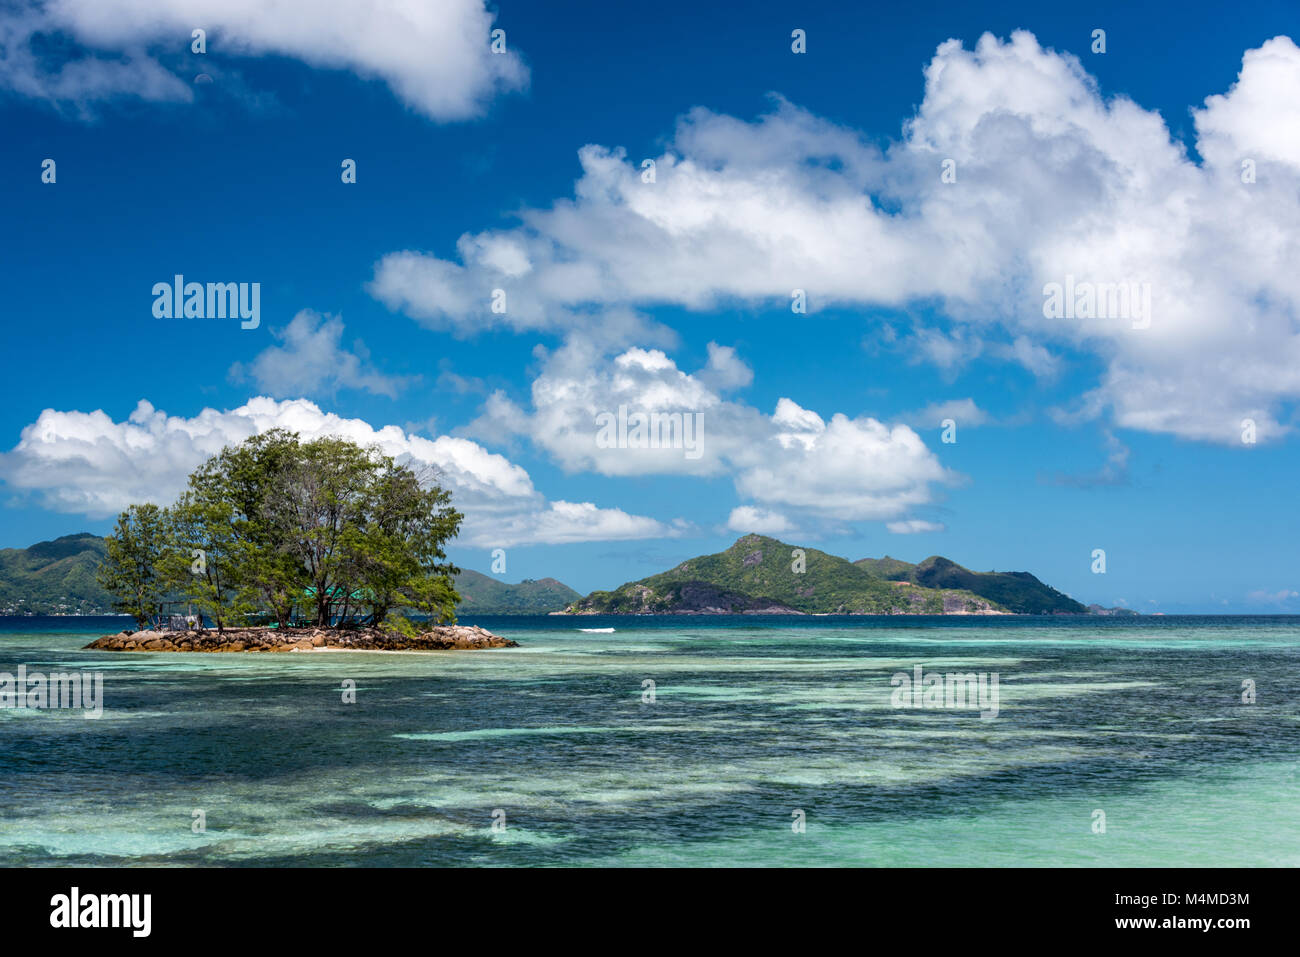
[{"xmin": 85, "ymin": 624, "xmax": 517, "ymax": 653}]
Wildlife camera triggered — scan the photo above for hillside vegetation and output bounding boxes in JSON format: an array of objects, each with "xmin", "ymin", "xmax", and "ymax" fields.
[
  {"xmin": 454, "ymin": 569, "xmax": 580, "ymax": 614},
  {"xmin": 0, "ymin": 533, "xmax": 112, "ymax": 614},
  {"xmin": 853, "ymin": 555, "xmax": 1087, "ymax": 614},
  {"xmin": 564, "ymin": 535, "xmax": 1006, "ymax": 615}
]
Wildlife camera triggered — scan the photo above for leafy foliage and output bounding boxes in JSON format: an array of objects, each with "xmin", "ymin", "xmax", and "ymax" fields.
[
  {"xmin": 0, "ymin": 535, "xmax": 580, "ymax": 618},
  {"xmin": 96, "ymin": 505, "xmax": 170, "ymax": 627},
  {"xmin": 94, "ymin": 432, "xmax": 463, "ymax": 630}
]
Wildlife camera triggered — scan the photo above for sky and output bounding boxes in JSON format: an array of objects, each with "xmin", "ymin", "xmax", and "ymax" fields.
[{"xmin": 1, "ymin": 0, "xmax": 1299, "ymax": 612}]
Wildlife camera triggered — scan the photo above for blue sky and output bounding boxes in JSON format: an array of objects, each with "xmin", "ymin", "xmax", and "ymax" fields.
[{"xmin": 2, "ymin": 0, "xmax": 1299, "ymax": 612}]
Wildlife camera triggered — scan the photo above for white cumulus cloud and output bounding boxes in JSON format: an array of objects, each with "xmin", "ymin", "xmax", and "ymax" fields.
[
  {"xmin": 469, "ymin": 337, "xmax": 956, "ymax": 524},
  {"xmin": 0, "ymin": 0, "xmax": 527, "ymax": 119},
  {"xmin": 229, "ymin": 311, "xmax": 415, "ymax": 399},
  {"xmin": 0, "ymin": 396, "xmax": 673, "ymax": 548},
  {"xmin": 726, "ymin": 506, "xmax": 791, "ymax": 535},
  {"xmin": 370, "ymin": 32, "xmax": 1300, "ymax": 444}
]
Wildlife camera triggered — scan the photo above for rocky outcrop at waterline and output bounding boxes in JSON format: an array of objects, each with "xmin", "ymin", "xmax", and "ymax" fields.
[{"xmin": 84, "ymin": 624, "xmax": 517, "ymax": 653}]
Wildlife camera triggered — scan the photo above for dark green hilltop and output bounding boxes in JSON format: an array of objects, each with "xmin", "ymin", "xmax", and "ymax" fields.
[
  {"xmin": 453, "ymin": 569, "xmax": 580, "ymax": 615},
  {"xmin": 0, "ymin": 534, "xmax": 580, "ymax": 616},
  {"xmin": 562, "ymin": 534, "xmax": 1093, "ymax": 615},
  {"xmin": 0, "ymin": 533, "xmax": 110, "ymax": 615},
  {"xmin": 854, "ymin": 554, "xmax": 1089, "ymax": 615}
]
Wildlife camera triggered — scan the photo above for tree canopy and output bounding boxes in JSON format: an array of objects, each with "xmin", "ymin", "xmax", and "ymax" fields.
[
  {"xmin": 97, "ymin": 431, "xmax": 463, "ymax": 632},
  {"xmin": 96, "ymin": 503, "xmax": 169, "ymax": 628}
]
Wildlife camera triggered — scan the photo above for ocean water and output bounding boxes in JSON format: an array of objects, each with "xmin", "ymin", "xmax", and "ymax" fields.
[{"xmin": 0, "ymin": 614, "xmax": 1296, "ymax": 867}]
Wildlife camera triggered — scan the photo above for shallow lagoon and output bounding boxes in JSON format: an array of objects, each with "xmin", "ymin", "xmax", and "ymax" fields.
[{"xmin": 1, "ymin": 615, "xmax": 1296, "ymax": 866}]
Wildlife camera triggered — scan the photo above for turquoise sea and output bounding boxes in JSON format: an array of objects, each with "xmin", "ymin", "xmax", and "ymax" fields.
[{"xmin": 1, "ymin": 615, "xmax": 1297, "ymax": 867}]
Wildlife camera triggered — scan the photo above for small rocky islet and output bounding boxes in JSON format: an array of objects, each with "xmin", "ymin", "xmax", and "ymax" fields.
[{"xmin": 84, "ymin": 624, "xmax": 517, "ymax": 653}]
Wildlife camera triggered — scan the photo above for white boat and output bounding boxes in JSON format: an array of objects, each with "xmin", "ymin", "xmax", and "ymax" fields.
[{"xmin": 577, "ymin": 627, "xmax": 615, "ymax": 633}]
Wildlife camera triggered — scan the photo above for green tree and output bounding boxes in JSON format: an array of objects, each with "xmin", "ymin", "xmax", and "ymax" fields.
[
  {"xmin": 185, "ymin": 430, "xmax": 305, "ymax": 627},
  {"xmin": 344, "ymin": 461, "xmax": 462, "ymax": 627},
  {"xmin": 261, "ymin": 436, "xmax": 375, "ymax": 626},
  {"xmin": 160, "ymin": 492, "xmax": 257, "ymax": 634},
  {"xmin": 97, "ymin": 503, "xmax": 170, "ymax": 628},
  {"xmin": 96, "ymin": 431, "xmax": 465, "ymax": 631}
]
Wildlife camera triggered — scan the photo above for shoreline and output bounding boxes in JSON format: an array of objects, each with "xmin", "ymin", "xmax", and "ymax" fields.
[
  {"xmin": 84, "ymin": 623, "xmax": 518, "ymax": 653},
  {"xmin": 553, "ymin": 608, "xmax": 1019, "ymax": 616}
]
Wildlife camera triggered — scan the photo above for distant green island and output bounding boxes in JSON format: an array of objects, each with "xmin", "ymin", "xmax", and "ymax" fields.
[
  {"xmin": 0, "ymin": 532, "xmax": 109, "ymax": 615},
  {"xmin": 0, "ymin": 534, "xmax": 580, "ymax": 617},
  {"xmin": 2, "ymin": 530, "xmax": 1130, "ymax": 619},
  {"xmin": 560, "ymin": 534, "xmax": 1133, "ymax": 616},
  {"xmin": 453, "ymin": 569, "xmax": 580, "ymax": 616}
]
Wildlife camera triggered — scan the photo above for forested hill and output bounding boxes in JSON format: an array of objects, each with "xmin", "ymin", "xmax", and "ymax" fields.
[
  {"xmin": 563, "ymin": 535, "xmax": 1009, "ymax": 615},
  {"xmin": 0, "ymin": 534, "xmax": 580, "ymax": 616},
  {"xmin": 563, "ymin": 535, "xmax": 1093, "ymax": 615},
  {"xmin": 1, "ymin": 531, "xmax": 1086, "ymax": 617},
  {"xmin": 0, "ymin": 533, "xmax": 110, "ymax": 615},
  {"xmin": 853, "ymin": 555, "xmax": 1088, "ymax": 614},
  {"xmin": 454, "ymin": 569, "xmax": 580, "ymax": 615}
]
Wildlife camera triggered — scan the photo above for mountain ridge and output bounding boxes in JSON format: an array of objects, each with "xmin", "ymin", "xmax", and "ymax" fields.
[
  {"xmin": 851, "ymin": 554, "xmax": 1089, "ymax": 615},
  {"xmin": 559, "ymin": 534, "xmax": 1065, "ymax": 615},
  {"xmin": 453, "ymin": 568, "xmax": 580, "ymax": 615},
  {"xmin": 0, "ymin": 533, "xmax": 110, "ymax": 615},
  {"xmin": 1, "ymin": 532, "xmax": 1100, "ymax": 617}
]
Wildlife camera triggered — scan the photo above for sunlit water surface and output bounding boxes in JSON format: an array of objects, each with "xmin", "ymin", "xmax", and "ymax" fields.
[{"xmin": 1, "ymin": 615, "xmax": 1296, "ymax": 866}]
